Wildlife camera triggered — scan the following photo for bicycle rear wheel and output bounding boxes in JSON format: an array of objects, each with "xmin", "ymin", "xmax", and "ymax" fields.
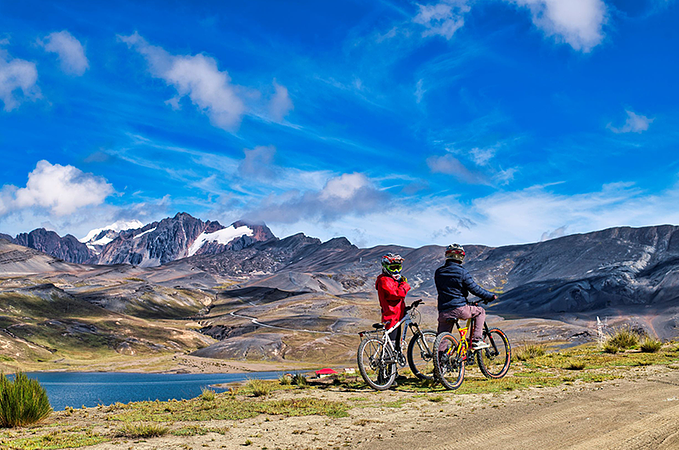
[
  {"xmin": 433, "ymin": 332, "xmax": 465, "ymax": 390},
  {"xmin": 407, "ymin": 330, "xmax": 437, "ymax": 380},
  {"xmin": 477, "ymin": 328, "xmax": 511, "ymax": 379},
  {"xmin": 357, "ymin": 336, "xmax": 396, "ymax": 390}
]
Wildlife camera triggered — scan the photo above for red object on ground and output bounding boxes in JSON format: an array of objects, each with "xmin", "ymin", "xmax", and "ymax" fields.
[{"xmin": 315, "ymin": 368, "xmax": 338, "ymax": 376}]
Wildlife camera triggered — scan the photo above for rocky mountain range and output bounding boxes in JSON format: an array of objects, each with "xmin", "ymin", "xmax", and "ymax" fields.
[
  {"xmin": 1, "ymin": 213, "xmax": 275, "ymax": 268},
  {"xmin": 4, "ymin": 215, "xmax": 679, "ymax": 321},
  {"xmin": 2, "ymin": 217, "xmax": 679, "ymax": 364}
]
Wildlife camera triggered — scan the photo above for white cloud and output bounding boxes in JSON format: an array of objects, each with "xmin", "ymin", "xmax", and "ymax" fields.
[
  {"xmin": 413, "ymin": 1, "xmax": 470, "ymax": 40},
  {"xmin": 607, "ymin": 109, "xmax": 654, "ymax": 133},
  {"xmin": 269, "ymin": 80, "xmax": 293, "ymax": 122},
  {"xmin": 40, "ymin": 31, "xmax": 89, "ymax": 76},
  {"xmin": 119, "ymin": 32, "xmax": 245, "ymax": 130},
  {"xmin": 508, "ymin": 0, "xmax": 608, "ymax": 52},
  {"xmin": 0, "ymin": 48, "xmax": 40, "ymax": 111},
  {"xmin": 245, "ymin": 172, "xmax": 388, "ymax": 223},
  {"xmin": 11, "ymin": 160, "xmax": 114, "ymax": 216},
  {"xmin": 271, "ymin": 180, "xmax": 679, "ymax": 248}
]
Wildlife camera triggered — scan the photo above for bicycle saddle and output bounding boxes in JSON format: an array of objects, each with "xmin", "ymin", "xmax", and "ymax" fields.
[{"xmin": 372, "ymin": 323, "xmax": 384, "ymax": 330}]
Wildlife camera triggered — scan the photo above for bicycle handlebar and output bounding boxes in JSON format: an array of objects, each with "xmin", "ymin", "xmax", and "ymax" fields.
[{"xmin": 405, "ymin": 299, "xmax": 424, "ymax": 312}]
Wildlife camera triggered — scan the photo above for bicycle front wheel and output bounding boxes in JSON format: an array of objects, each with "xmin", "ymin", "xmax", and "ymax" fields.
[
  {"xmin": 477, "ymin": 328, "xmax": 511, "ymax": 379},
  {"xmin": 433, "ymin": 332, "xmax": 465, "ymax": 390},
  {"xmin": 407, "ymin": 330, "xmax": 437, "ymax": 380},
  {"xmin": 357, "ymin": 336, "xmax": 396, "ymax": 390}
]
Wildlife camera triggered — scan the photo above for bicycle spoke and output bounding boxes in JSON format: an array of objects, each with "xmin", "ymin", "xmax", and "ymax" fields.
[
  {"xmin": 407, "ymin": 330, "xmax": 437, "ymax": 380},
  {"xmin": 477, "ymin": 328, "xmax": 511, "ymax": 379}
]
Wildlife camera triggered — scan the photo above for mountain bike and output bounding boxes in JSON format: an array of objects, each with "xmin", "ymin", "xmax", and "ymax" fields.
[
  {"xmin": 357, "ymin": 299, "xmax": 437, "ymax": 390},
  {"xmin": 433, "ymin": 301, "xmax": 511, "ymax": 390}
]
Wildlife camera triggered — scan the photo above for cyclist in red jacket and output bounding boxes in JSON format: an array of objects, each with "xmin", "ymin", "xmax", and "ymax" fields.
[{"xmin": 375, "ymin": 253, "xmax": 411, "ymax": 353}]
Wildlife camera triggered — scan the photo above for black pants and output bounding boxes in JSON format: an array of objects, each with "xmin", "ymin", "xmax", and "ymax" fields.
[{"xmin": 388, "ymin": 326, "xmax": 402, "ymax": 352}]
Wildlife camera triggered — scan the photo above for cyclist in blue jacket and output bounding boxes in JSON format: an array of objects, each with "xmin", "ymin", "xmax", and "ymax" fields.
[{"xmin": 435, "ymin": 244, "xmax": 496, "ymax": 350}]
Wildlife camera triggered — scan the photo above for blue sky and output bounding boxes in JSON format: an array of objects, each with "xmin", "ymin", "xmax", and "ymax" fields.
[{"xmin": 0, "ymin": 0, "xmax": 678, "ymax": 248}]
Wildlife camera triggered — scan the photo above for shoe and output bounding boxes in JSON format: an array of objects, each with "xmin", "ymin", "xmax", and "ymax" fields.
[{"xmin": 472, "ymin": 340, "xmax": 490, "ymax": 350}]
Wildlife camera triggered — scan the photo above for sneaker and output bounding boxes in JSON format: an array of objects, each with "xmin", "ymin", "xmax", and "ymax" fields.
[{"xmin": 472, "ymin": 340, "xmax": 490, "ymax": 350}]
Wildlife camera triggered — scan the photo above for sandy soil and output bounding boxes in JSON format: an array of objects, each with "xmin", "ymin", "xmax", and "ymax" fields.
[{"xmin": 66, "ymin": 365, "xmax": 679, "ymax": 450}]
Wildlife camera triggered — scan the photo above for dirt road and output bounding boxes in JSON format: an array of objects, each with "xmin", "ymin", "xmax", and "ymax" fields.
[{"xmin": 358, "ymin": 368, "xmax": 679, "ymax": 450}]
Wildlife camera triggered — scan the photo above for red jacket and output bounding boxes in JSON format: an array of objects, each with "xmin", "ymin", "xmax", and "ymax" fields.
[{"xmin": 375, "ymin": 273, "xmax": 411, "ymax": 328}]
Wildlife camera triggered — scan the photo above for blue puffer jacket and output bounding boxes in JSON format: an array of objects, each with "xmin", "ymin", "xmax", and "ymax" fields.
[{"xmin": 435, "ymin": 260, "xmax": 495, "ymax": 312}]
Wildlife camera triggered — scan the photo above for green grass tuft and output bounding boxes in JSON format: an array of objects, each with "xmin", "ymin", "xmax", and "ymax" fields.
[
  {"xmin": 199, "ymin": 388, "xmax": 216, "ymax": 401},
  {"xmin": 640, "ymin": 337, "xmax": 662, "ymax": 353},
  {"xmin": 115, "ymin": 423, "xmax": 169, "ymax": 438},
  {"xmin": 0, "ymin": 372, "xmax": 52, "ymax": 428},
  {"xmin": 605, "ymin": 326, "xmax": 640, "ymax": 351},
  {"xmin": 291, "ymin": 373, "xmax": 308, "ymax": 387},
  {"xmin": 515, "ymin": 344, "xmax": 547, "ymax": 361},
  {"xmin": 244, "ymin": 378, "xmax": 271, "ymax": 397}
]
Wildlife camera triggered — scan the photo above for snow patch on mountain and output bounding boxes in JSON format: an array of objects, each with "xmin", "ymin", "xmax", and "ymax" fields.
[
  {"xmin": 134, "ymin": 227, "xmax": 156, "ymax": 240},
  {"xmin": 80, "ymin": 220, "xmax": 144, "ymax": 243},
  {"xmin": 187, "ymin": 225, "xmax": 254, "ymax": 257},
  {"xmin": 89, "ymin": 235, "xmax": 114, "ymax": 248}
]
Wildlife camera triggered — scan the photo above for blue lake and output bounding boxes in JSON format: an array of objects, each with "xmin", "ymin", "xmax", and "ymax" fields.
[{"xmin": 18, "ymin": 371, "xmax": 284, "ymax": 411}]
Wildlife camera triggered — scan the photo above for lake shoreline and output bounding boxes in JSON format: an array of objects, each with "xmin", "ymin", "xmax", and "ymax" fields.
[{"xmin": 0, "ymin": 352, "xmax": 322, "ymax": 376}]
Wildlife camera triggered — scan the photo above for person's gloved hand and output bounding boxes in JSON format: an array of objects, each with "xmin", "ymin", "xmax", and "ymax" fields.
[{"xmin": 400, "ymin": 277, "xmax": 408, "ymax": 284}]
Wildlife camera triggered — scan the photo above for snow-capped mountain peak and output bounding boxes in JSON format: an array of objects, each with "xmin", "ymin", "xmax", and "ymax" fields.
[
  {"xmin": 80, "ymin": 219, "xmax": 144, "ymax": 243},
  {"xmin": 81, "ymin": 219, "xmax": 144, "ymax": 254},
  {"xmin": 187, "ymin": 224, "xmax": 254, "ymax": 257}
]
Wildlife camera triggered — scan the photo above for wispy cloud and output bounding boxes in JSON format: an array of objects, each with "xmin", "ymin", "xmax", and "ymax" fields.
[
  {"xmin": 39, "ymin": 31, "xmax": 89, "ymax": 76},
  {"xmin": 238, "ymin": 145, "xmax": 277, "ymax": 180},
  {"xmin": 607, "ymin": 109, "xmax": 654, "ymax": 133},
  {"xmin": 0, "ymin": 47, "xmax": 40, "ymax": 111},
  {"xmin": 427, "ymin": 153, "xmax": 486, "ymax": 184},
  {"xmin": 413, "ymin": 1, "xmax": 470, "ymax": 40},
  {"xmin": 269, "ymin": 80, "xmax": 294, "ymax": 122}
]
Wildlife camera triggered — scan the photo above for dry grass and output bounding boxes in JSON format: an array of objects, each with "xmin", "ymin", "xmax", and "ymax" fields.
[
  {"xmin": 605, "ymin": 326, "xmax": 640, "ymax": 351},
  {"xmin": 515, "ymin": 343, "xmax": 547, "ymax": 361},
  {"xmin": 116, "ymin": 423, "xmax": 169, "ymax": 438},
  {"xmin": 640, "ymin": 337, "xmax": 663, "ymax": 353},
  {"xmin": 245, "ymin": 378, "xmax": 272, "ymax": 397}
]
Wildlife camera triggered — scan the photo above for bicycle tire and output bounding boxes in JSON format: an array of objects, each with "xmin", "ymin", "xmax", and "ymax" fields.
[
  {"xmin": 357, "ymin": 336, "xmax": 396, "ymax": 390},
  {"xmin": 433, "ymin": 332, "xmax": 465, "ymax": 390},
  {"xmin": 476, "ymin": 328, "xmax": 511, "ymax": 379},
  {"xmin": 407, "ymin": 330, "xmax": 437, "ymax": 380}
]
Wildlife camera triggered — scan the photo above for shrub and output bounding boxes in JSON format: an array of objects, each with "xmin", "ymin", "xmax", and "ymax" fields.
[
  {"xmin": 291, "ymin": 373, "xmax": 308, "ymax": 387},
  {"xmin": 604, "ymin": 326, "xmax": 640, "ymax": 351},
  {"xmin": 640, "ymin": 337, "xmax": 662, "ymax": 353},
  {"xmin": 0, "ymin": 371, "xmax": 52, "ymax": 427},
  {"xmin": 279, "ymin": 374, "xmax": 292, "ymax": 386},
  {"xmin": 515, "ymin": 344, "xmax": 546, "ymax": 361},
  {"xmin": 564, "ymin": 361, "xmax": 586, "ymax": 370},
  {"xmin": 116, "ymin": 423, "xmax": 169, "ymax": 438},
  {"xmin": 245, "ymin": 378, "xmax": 271, "ymax": 397},
  {"xmin": 199, "ymin": 388, "xmax": 216, "ymax": 401},
  {"xmin": 602, "ymin": 341, "xmax": 618, "ymax": 354}
]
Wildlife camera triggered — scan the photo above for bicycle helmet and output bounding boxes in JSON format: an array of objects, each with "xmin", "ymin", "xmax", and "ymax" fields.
[
  {"xmin": 445, "ymin": 243, "xmax": 465, "ymax": 262},
  {"xmin": 381, "ymin": 253, "xmax": 404, "ymax": 275}
]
